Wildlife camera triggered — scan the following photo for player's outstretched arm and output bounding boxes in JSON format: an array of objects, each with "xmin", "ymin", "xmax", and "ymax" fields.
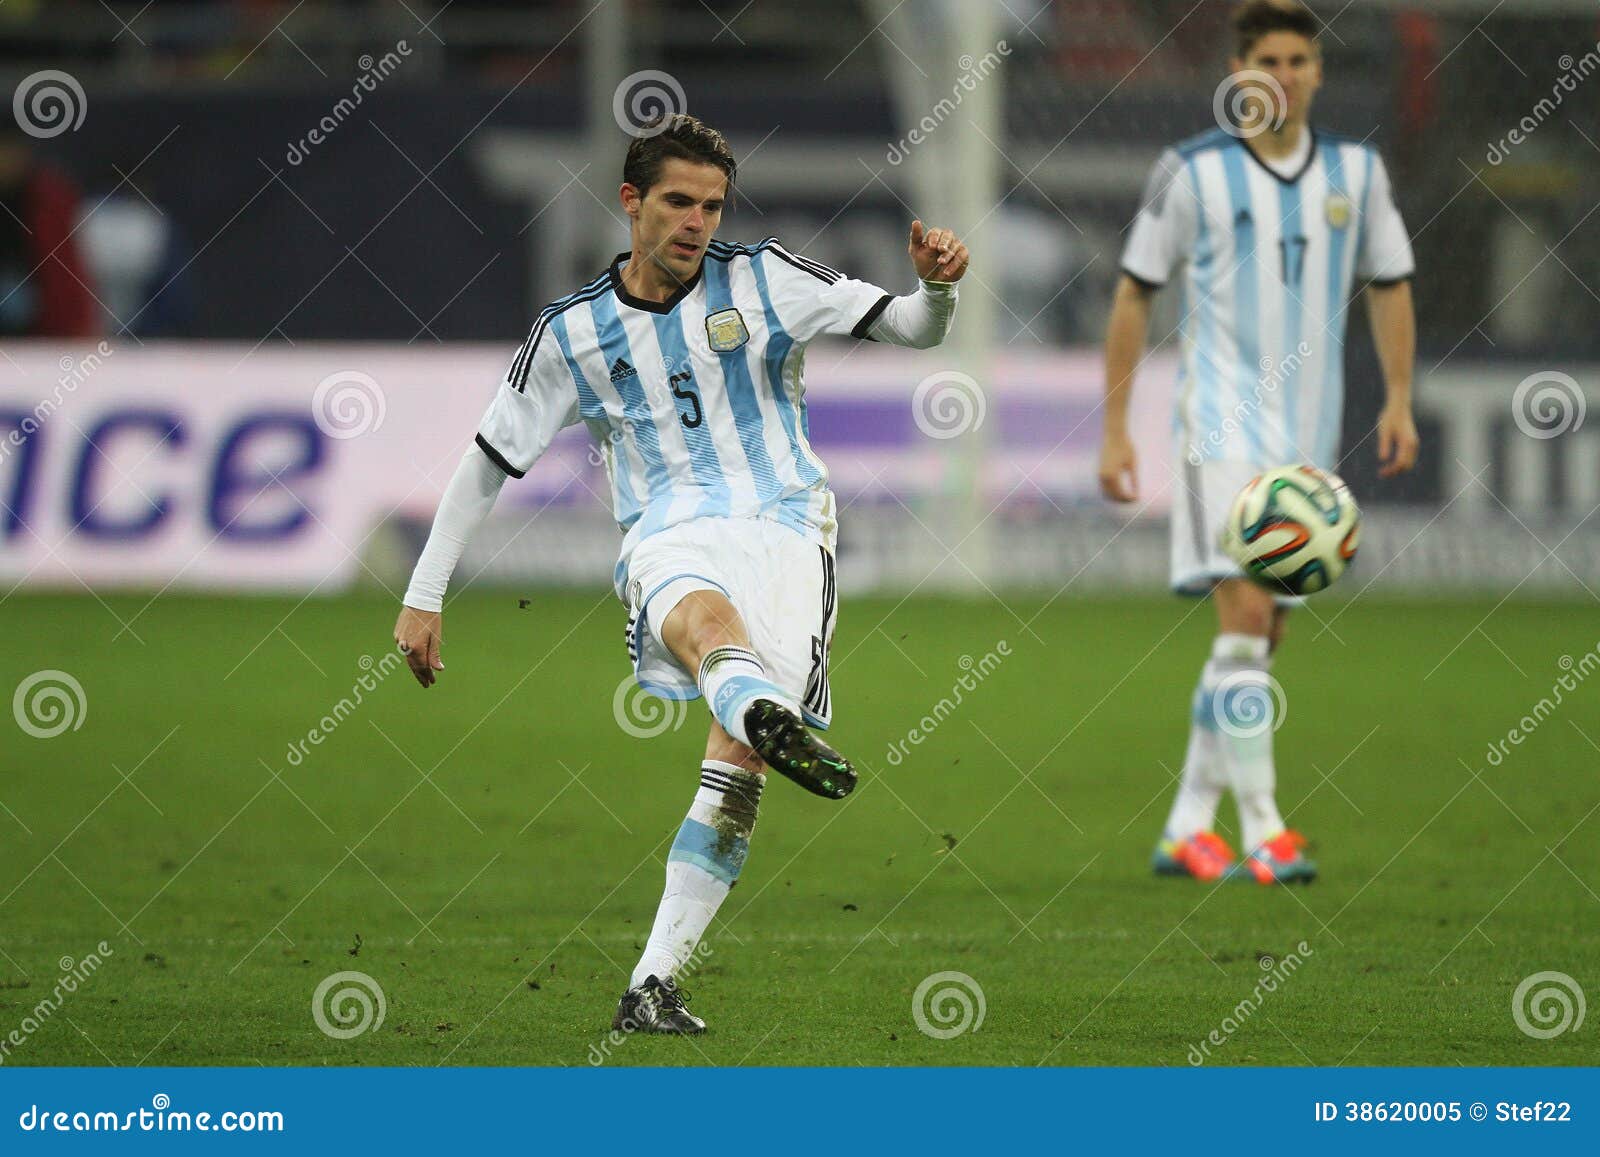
[
  {"xmin": 1100, "ymin": 273, "xmax": 1157, "ymax": 503},
  {"xmin": 1366, "ymin": 279, "xmax": 1418, "ymax": 478},
  {"xmin": 860, "ymin": 221, "xmax": 969, "ymax": 350},
  {"xmin": 392, "ymin": 441, "xmax": 509, "ymax": 688}
]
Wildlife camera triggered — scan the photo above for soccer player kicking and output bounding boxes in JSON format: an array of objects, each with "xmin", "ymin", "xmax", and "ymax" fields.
[
  {"xmin": 394, "ymin": 114, "xmax": 968, "ymax": 1031},
  {"xmin": 1099, "ymin": 0, "xmax": 1418, "ymax": 884}
]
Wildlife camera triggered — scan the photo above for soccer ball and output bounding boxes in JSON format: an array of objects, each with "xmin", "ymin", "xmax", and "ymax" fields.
[{"xmin": 1220, "ymin": 465, "xmax": 1361, "ymax": 595}]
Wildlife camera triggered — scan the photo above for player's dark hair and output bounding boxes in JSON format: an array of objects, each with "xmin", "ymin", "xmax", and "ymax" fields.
[
  {"xmin": 622, "ymin": 114, "xmax": 737, "ymax": 202},
  {"xmin": 1232, "ymin": 0, "xmax": 1319, "ymax": 58}
]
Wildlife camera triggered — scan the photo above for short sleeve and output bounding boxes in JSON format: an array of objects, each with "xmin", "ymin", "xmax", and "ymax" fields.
[
  {"xmin": 756, "ymin": 240, "xmax": 892, "ymax": 343},
  {"xmin": 474, "ymin": 329, "xmax": 581, "ymax": 479},
  {"xmin": 1356, "ymin": 151, "xmax": 1415, "ymax": 284},
  {"xmin": 1120, "ymin": 148, "xmax": 1198, "ymax": 289}
]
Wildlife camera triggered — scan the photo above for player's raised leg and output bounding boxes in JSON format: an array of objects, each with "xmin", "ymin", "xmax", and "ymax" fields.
[
  {"xmin": 614, "ymin": 723, "xmax": 764, "ymax": 1035},
  {"xmin": 1209, "ymin": 579, "xmax": 1315, "ymax": 884},
  {"xmin": 659, "ymin": 589, "xmax": 856, "ymax": 800}
]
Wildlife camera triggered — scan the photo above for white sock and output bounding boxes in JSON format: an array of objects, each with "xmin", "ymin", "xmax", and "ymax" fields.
[
  {"xmin": 1162, "ymin": 692, "xmax": 1225, "ymax": 842},
  {"xmin": 697, "ymin": 646, "xmax": 793, "ymax": 746},
  {"xmin": 1202, "ymin": 633, "xmax": 1285, "ymax": 851},
  {"xmin": 630, "ymin": 761, "xmax": 764, "ymax": 987}
]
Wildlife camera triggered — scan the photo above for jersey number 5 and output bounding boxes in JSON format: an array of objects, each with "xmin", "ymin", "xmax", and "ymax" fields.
[{"xmin": 669, "ymin": 370, "xmax": 703, "ymax": 429}]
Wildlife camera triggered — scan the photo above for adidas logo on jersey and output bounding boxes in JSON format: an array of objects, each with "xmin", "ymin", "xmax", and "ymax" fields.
[
  {"xmin": 1234, "ymin": 208, "xmax": 1253, "ymax": 228},
  {"xmin": 609, "ymin": 357, "xmax": 637, "ymax": 383}
]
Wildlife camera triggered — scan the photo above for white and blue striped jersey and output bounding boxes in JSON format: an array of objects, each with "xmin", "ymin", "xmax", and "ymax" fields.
[
  {"xmin": 474, "ymin": 239, "xmax": 891, "ymax": 582},
  {"xmin": 1121, "ymin": 127, "xmax": 1415, "ymax": 468}
]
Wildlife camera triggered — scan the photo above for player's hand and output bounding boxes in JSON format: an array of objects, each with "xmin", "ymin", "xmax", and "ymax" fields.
[
  {"xmin": 909, "ymin": 220, "xmax": 969, "ymax": 282},
  {"xmin": 1099, "ymin": 430, "xmax": 1139, "ymax": 502},
  {"xmin": 394, "ymin": 605, "xmax": 444, "ymax": 688},
  {"xmin": 1376, "ymin": 403, "xmax": 1419, "ymax": 478}
]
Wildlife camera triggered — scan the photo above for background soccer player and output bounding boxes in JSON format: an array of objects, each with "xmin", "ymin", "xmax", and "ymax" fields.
[
  {"xmin": 1098, "ymin": 0, "xmax": 1419, "ymax": 884},
  {"xmin": 393, "ymin": 114, "xmax": 968, "ymax": 1031}
]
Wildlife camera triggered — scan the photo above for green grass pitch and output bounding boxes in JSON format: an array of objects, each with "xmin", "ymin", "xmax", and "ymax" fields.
[{"xmin": 2, "ymin": 589, "xmax": 1596, "ymax": 1066}]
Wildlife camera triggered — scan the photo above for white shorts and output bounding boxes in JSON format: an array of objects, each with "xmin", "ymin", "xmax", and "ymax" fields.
[
  {"xmin": 1170, "ymin": 458, "xmax": 1302, "ymax": 606},
  {"xmin": 620, "ymin": 516, "xmax": 838, "ymax": 729}
]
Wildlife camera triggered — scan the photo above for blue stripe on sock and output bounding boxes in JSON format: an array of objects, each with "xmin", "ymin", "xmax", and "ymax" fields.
[
  {"xmin": 709, "ymin": 673, "xmax": 784, "ymax": 733},
  {"xmin": 668, "ymin": 817, "xmax": 748, "ymax": 885}
]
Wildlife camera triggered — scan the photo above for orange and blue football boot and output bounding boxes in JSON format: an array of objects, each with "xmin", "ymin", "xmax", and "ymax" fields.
[
  {"xmin": 1229, "ymin": 830, "xmax": 1317, "ymax": 884},
  {"xmin": 1152, "ymin": 832, "xmax": 1238, "ymax": 882}
]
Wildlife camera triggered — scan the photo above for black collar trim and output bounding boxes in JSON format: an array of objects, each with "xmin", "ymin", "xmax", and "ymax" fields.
[
  {"xmin": 1241, "ymin": 127, "xmax": 1318, "ymax": 187},
  {"xmin": 609, "ymin": 251, "xmax": 703, "ymax": 314}
]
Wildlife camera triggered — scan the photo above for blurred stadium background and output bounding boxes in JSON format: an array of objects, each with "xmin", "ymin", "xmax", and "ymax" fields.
[
  {"xmin": 3, "ymin": 0, "xmax": 1598, "ymax": 598},
  {"xmin": 3, "ymin": 1, "xmax": 1599, "ymax": 1067}
]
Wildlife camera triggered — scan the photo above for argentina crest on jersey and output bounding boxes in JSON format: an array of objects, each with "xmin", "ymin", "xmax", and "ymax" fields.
[
  {"xmin": 1325, "ymin": 193, "xmax": 1352, "ymax": 230},
  {"xmin": 704, "ymin": 307, "xmax": 749, "ymax": 352}
]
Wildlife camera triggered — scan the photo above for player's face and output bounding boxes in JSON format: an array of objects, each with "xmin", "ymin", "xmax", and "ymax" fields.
[
  {"xmin": 1232, "ymin": 30, "xmax": 1322, "ymax": 130},
  {"xmin": 623, "ymin": 157, "xmax": 728, "ymax": 284}
]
